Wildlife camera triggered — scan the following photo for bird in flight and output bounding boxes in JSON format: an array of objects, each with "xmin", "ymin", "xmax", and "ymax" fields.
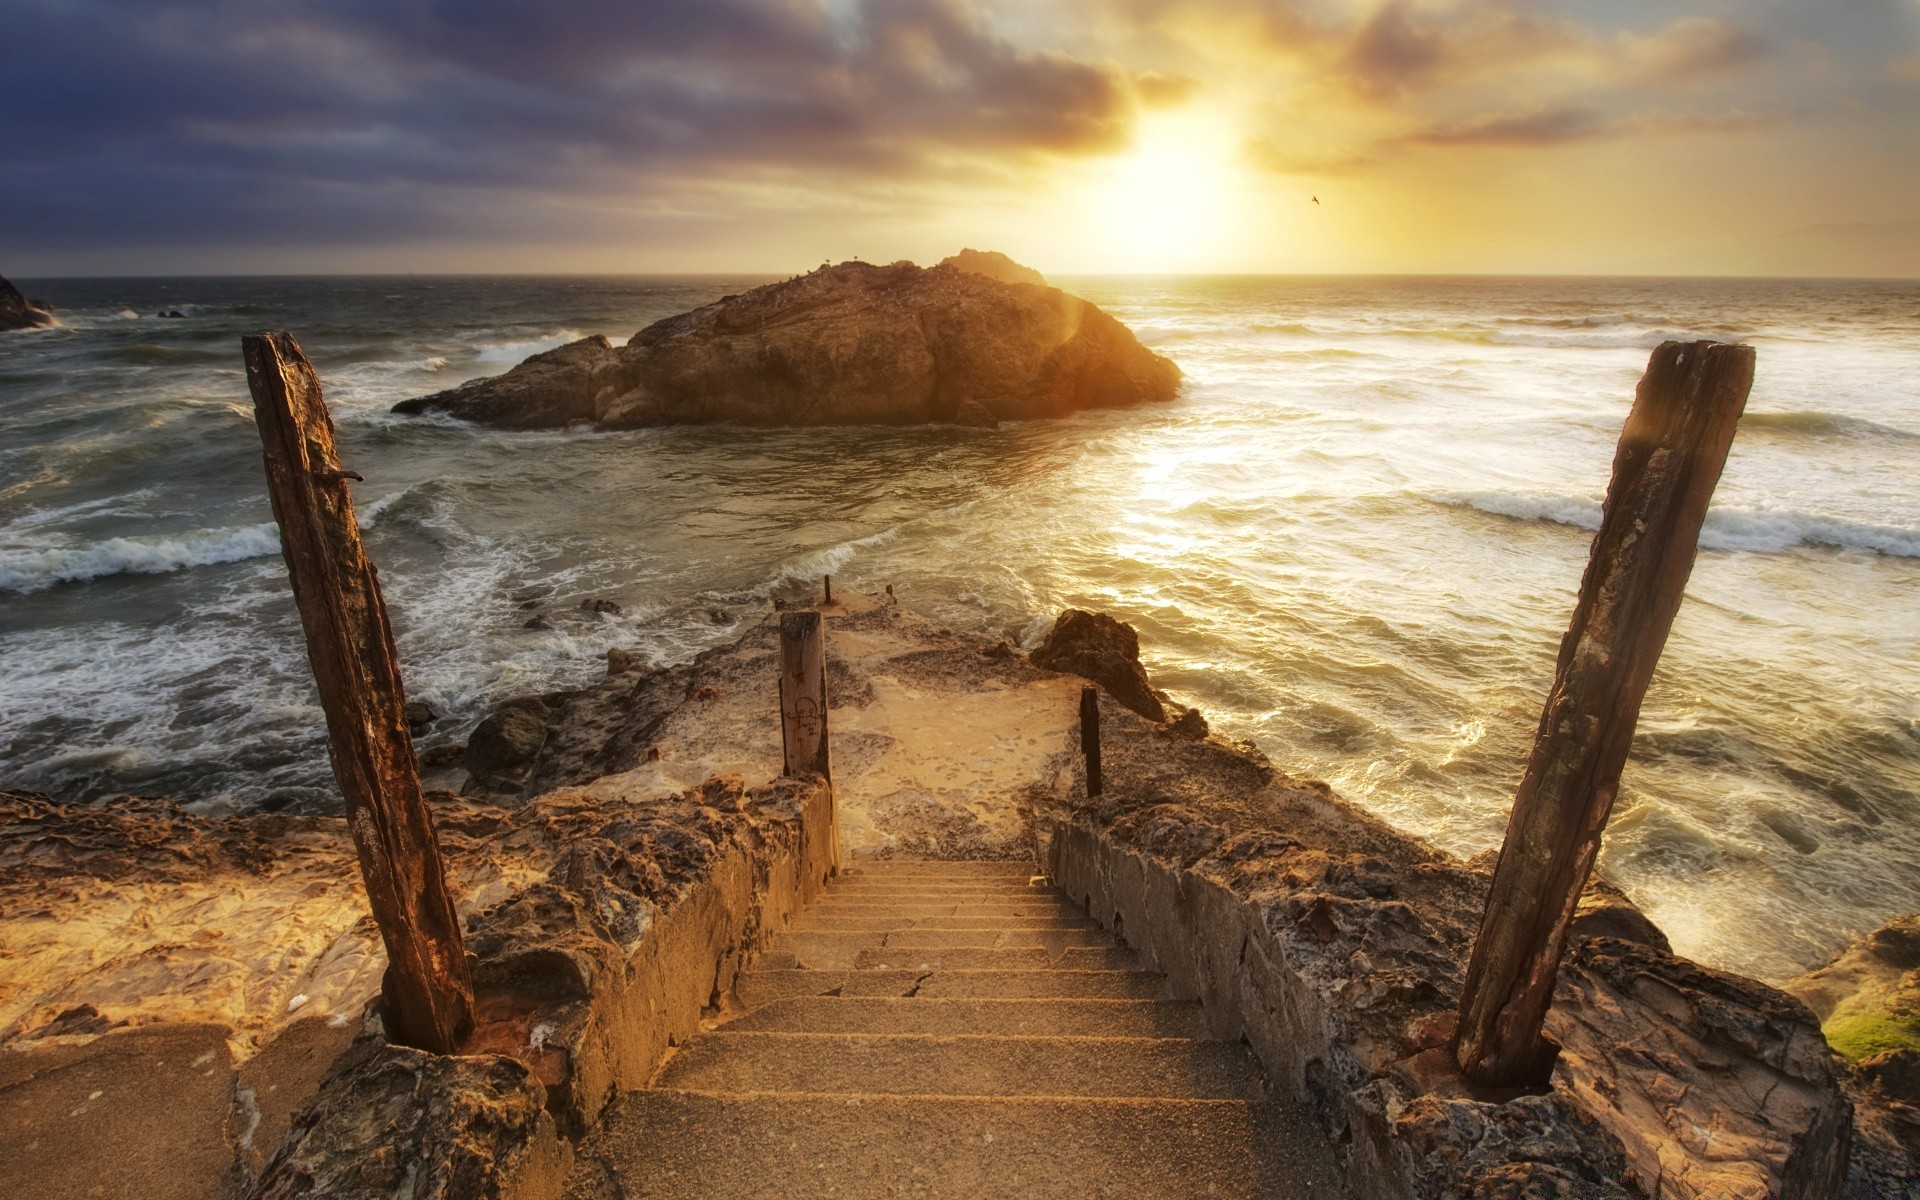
[{"xmin": 1311, "ymin": 195, "xmax": 1320, "ymax": 205}]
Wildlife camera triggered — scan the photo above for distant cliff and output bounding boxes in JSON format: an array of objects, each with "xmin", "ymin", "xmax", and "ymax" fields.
[{"xmin": 393, "ymin": 254, "xmax": 1179, "ymax": 429}]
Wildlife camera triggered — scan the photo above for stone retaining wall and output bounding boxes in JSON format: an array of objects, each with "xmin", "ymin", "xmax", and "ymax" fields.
[
  {"xmin": 251, "ymin": 773, "xmax": 836, "ymax": 1200},
  {"xmin": 1037, "ymin": 694, "xmax": 1851, "ymax": 1199}
]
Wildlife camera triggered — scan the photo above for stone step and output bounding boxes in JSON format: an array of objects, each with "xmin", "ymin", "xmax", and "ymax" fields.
[
  {"xmin": 735, "ymin": 968, "xmax": 1170, "ymax": 1006},
  {"xmin": 565, "ymin": 1092, "xmax": 1348, "ymax": 1199},
  {"xmin": 773, "ymin": 926, "xmax": 1107, "ymax": 958},
  {"xmin": 821, "ymin": 871, "xmax": 1044, "ymax": 890},
  {"xmin": 759, "ymin": 943, "xmax": 1140, "ymax": 973},
  {"xmin": 839, "ymin": 861, "xmax": 1036, "ymax": 878},
  {"xmin": 806, "ymin": 899, "xmax": 1083, "ymax": 918},
  {"xmin": 854, "ymin": 946, "xmax": 1141, "ymax": 972},
  {"xmin": 814, "ymin": 879, "xmax": 1052, "ymax": 898},
  {"xmin": 656, "ymin": 1032, "xmax": 1263, "ymax": 1100},
  {"xmin": 764, "ymin": 925, "xmax": 1113, "ymax": 975},
  {"xmin": 789, "ymin": 914, "xmax": 1094, "ymax": 933},
  {"xmin": 725, "ymin": 996, "xmax": 1211, "ymax": 1038}
]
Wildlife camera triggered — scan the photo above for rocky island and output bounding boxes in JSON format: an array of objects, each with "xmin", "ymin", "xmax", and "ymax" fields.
[
  {"xmin": 392, "ymin": 252, "xmax": 1179, "ymax": 429},
  {"xmin": 0, "ymin": 274, "xmax": 54, "ymax": 331}
]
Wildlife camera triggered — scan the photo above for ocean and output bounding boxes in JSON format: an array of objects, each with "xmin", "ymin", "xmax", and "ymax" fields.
[{"xmin": 1, "ymin": 273, "xmax": 1916, "ymax": 984}]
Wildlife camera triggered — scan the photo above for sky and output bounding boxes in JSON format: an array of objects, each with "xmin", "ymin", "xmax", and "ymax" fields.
[{"xmin": 2, "ymin": 0, "xmax": 1917, "ymax": 277}]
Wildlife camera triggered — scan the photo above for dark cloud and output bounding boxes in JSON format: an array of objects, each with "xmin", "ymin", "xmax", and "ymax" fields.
[
  {"xmin": 0, "ymin": 0, "xmax": 1134, "ymax": 252},
  {"xmin": 1337, "ymin": 1, "xmax": 1582, "ymax": 98}
]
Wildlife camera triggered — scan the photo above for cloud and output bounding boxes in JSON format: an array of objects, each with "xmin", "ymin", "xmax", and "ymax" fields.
[
  {"xmin": 1242, "ymin": 137, "xmax": 1373, "ymax": 175},
  {"xmin": 1133, "ymin": 70, "xmax": 1203, "ymax": 106},
  {"xmin": 1402, "ymin": 105, "xmax": 1607, "ymax": 146},
  {"xmin": 1332, "ymin": 0, "xmax": 1584, "ymax": 98},
  {"xmin": 0, "ymin": 0, "xmax": 1137, "ymax": 250},
  {"xmin": 1399, "ymin": 103, "xmax": 1783, "ymax": 148},
  {"xmin": 1619, "ymin": 16, "xmax": 1768, "ymax": 84}
]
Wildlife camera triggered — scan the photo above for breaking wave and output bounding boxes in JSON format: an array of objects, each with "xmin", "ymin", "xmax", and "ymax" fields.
[
  {"xmin": 0, "ymin": 524, "xmax": 283, "ymax": 592},
  {"xmin": 1741, "ymin": 410, "xmax": 1918, "ymax": 440},
  {"xmin": 1429, "ymin": 490, "xmax": 1920, "ymax": 558},
  {"xmin": 0, "ymin": 489, "xmax": 412, "ymax": 593},
  {"xmin": 473, "ymin": 330, "xmax": 584, "ymax": 364}
]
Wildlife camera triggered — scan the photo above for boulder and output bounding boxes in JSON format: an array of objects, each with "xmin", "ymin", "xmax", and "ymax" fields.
[
  {"xmin": 953, "ymin": 399, "xmax": 999, "ymax": 428},
  {"xmin": 0, "ymin": 275, "xmax": 53, "ymax": 331},
  {"xmin": 393, "ymin": 256, "xmax": 1178, "ymax": 429},
  {"xmin": 462, "ymin": 700, "xmax": 555, "ymax": 796},
  {"xmin": 1030, "ymin": 609, "xmax": 1168, "ymax": 722}
]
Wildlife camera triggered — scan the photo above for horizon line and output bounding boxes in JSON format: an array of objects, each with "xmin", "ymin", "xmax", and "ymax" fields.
[{"xmin": 12, "ymin": 268, "xmax": 1920, "ymax": 284}]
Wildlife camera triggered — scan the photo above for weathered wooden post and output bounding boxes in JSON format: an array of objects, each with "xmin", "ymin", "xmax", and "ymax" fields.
[
  {"xmin": 779, "ymin": 608, "xmax": 837, "ymax": 870},
  {"xmin": 779, "ymin": 609, "xmax": 830, "ymax": 781},
  {"xmin": 822, "ymin": 574, "xmax": 833, "ymax": 606},
  {"xmin": 1453, "ymin": 340, "xmax": 1753, "ymax": 1087},
  {"xmin": 243, "ymin": 331, "xmax": 475, "ymax": 1055},
  {"xmin": 1080, "ymin": 685, "xmax": 1103, "ymax": 798}
]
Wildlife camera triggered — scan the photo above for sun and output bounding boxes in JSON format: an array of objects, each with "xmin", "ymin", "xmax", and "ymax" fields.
[{"xmin": 1091, "ymin": 112, "xmax": 1244, "ymax": 272}]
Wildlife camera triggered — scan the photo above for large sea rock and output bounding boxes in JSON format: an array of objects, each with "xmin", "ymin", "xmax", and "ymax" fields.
[
  {"xmin": 393, "ymin": 253, "xmax": 1179, "ymax": 429},
  {"xmin": 0, "ymin": 274, "xmax": 54, "ymax": 331}
]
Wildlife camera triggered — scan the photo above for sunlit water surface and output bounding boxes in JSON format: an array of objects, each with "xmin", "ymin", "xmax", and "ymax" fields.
[{"xmin": 2, "ymin": 274, "xmax": 1916, "ymax": 982}]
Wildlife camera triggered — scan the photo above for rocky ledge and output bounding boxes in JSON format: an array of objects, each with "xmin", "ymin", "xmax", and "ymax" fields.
[
  {"xmin": 1789, "ymin": 914, "xmax": 1920, "ymax": 1197},
  {"xmin": 1, "ymin": 595, "xmax": 1902, "ymax": 1200},
  {"xmin": 0, "ymin": 274, "xmax": 54, "ymax": 331},
  {"xmin": 392, "ymin": 253, "xmax": 1179, "ymax": 429}
]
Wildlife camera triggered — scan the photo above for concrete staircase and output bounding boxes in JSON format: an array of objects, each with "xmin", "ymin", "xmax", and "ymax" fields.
[{"xmin": 565, "ymin": 860, "xmax": 1349, "ymax": 1199}]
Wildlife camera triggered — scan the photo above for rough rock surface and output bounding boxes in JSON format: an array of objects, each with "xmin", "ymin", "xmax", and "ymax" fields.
[
  {"xmin": 252, "ymin": 1040, "xmax": 563, "ymax": 1200},
  {"xmin": 392, "ymin": 256, "xmax": 1178, "ymax": 429},
  {"xmin": 459, "ymin": 659, "xmax": 694, "ymax": 803},
  {"xmin": 0, "ymin": 274, "xmax": 53, "ymax": 331},
  {"xmin": 1788, "ymin": 913, "xmax": 1920, "ymax": 1196},
  {"xmin": 1029, "ymin": 608, "xmax": 1169, "ymax": 721}
]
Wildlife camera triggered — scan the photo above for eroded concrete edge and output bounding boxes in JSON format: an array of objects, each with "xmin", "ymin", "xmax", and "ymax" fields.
[
  {"xmin": 250, "ymin": 776, "xmax": 835, "ymax": 1200},
  {"xmin": 1042, "ymin": 815, "xmax": 1849, "ymax": 1200}
]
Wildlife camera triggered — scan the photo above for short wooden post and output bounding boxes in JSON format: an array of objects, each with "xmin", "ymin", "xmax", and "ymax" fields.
[
  {"xmin": 1080, "ymin": 686, "xmax": 1103, "ymax": 798},
  {"xmin": 779, "ymin": 610, "xmax": 830, "ymax": 781},
  {"xmin": 823, "ymin": 575, "xmax": 833, "ymax": 606},
  {"xmin": 1453, "ymin": 340, "xmax": 1753, "ymax": 1087},
  {"xmin": 243, "ymin": 331, "xmax": 475, "ymax": 1055}
]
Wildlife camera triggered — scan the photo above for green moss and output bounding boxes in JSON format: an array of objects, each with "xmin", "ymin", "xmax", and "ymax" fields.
[{"xmin": 1825, "ymin": 1011, "xmax": 1920, "ymax": 1061}]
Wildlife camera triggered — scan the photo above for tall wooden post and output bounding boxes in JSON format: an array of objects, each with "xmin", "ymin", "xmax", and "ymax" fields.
[
  {"xmin": 243, "ymin": 331, "xmax": 475, "ymax": 1055},
  {"xmin": 1453, "ymin": 340, "xmax": 1753, "ymax": 1087},
  {"xmin": 779, "ymin": 609, "xmax": 836, "ymax": 870},
  {"xmin": 1080, "ymin": 686, "xmax": 1103, "ymax": 798},
  {"xmin": 779, "ymin": 610, "xmax": 830, "ymax": 781}
]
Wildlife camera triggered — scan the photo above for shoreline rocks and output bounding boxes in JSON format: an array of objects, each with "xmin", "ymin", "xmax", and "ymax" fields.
[
  {"xmin": 1788, "ymin": 913, "xmax": 1920, "ymax": 1195},
  {"xmin": 393, "ymin": 254, "xmax": 1179, "ymax": 429},
  {"xmin": 0, "ymin": 274, "xmax": 54, "ymax": 331},
  {"xmin": 0, "ymin": 596, "xmax": 1893, "ymax": 1199}
]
